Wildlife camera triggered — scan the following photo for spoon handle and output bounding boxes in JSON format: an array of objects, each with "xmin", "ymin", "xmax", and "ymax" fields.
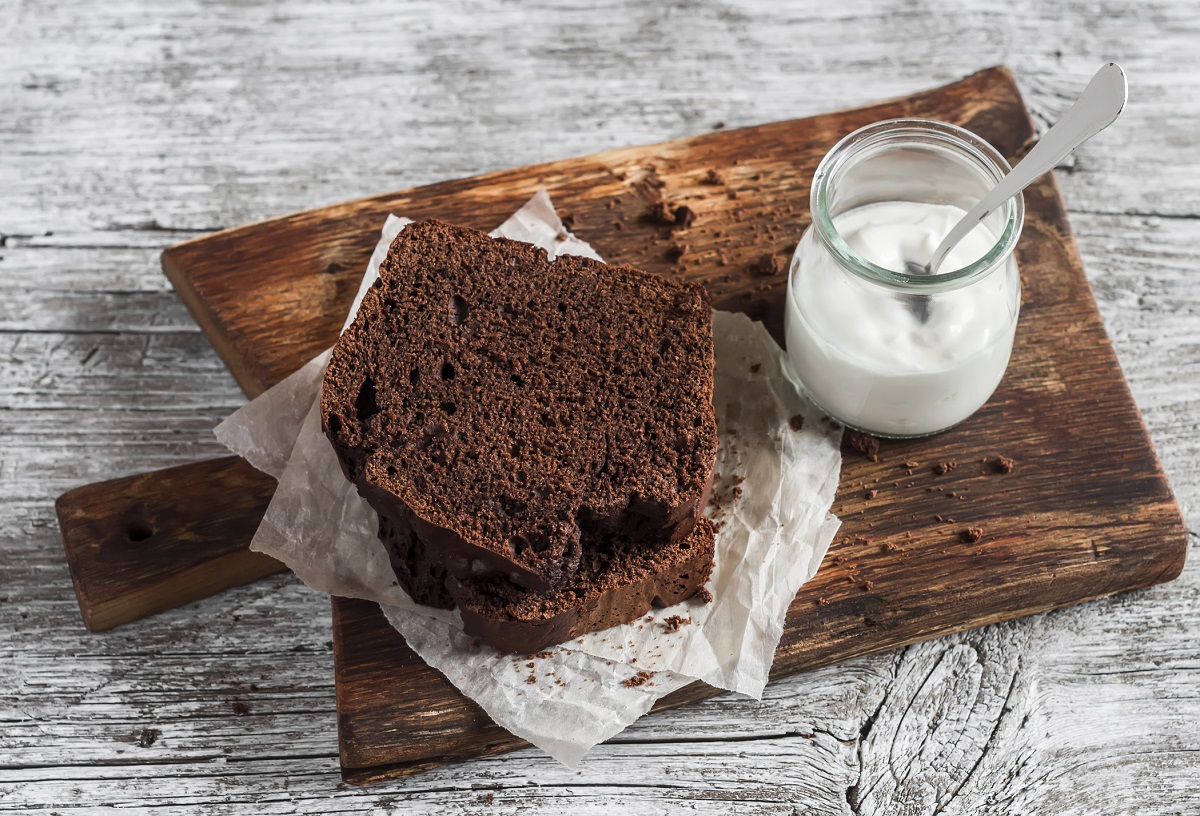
[{"xmin": 926, "ymin": 63, "xmax": 1128, "ymax": 274}]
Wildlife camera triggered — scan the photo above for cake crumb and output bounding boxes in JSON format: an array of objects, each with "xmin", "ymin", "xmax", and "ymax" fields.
[
  {"xmin": 526, "ymin": 674, "xmax": 537, "ymax": 685},
  {"xmin": 863, "ymin": 580, "xmax": 875, "ymax": 591},
  {"xmin": 961, "ymin": 527, "xmax": 984, "ymax": 543},
  {"xmin": 666, "ymin": 242, "xmax": 688, "ymax": 262},
  {"xmin": 883, "ymin": 541, "xmax": 902, "ymax": 552},
  {"xmin": 789, "ymin": 414, "xmax": 805, "ymax": 432},
  {"xmin": 816, "ymin": 597, "xmax": 830, "ymax": 606},
  {"xmin": 622, "ymin": 670, "xmax": 655, "ymax": 688},
  {"xmin": 865, "ymin": 489, "xmax": 878, "ymax": 499},
  {"xmin": 933, "ymin": 460, "xmax": 957, "ymax": 475},
  {"xmin": 753, "ymin": 252, "xmax": 785, "ymax": 277},
  {"xmin": 750, "ymin": 362, "xmax": 761, "ymax": 374},
  {"xmin": 849, "ymin": 432, "xmax": 880, "ymax": 462},
  {"xmin": 697, "ymin": 587, "xmax": 714, "ymax": 604},
  {"xmin": 486, "ymin": 793, "xmax": 494, "ymax": 804},
  {"xmin": 662, "ymin": 614, "xmax": 692, "ymax": 633},
  {"xmin": 903, "ymin": 460, "xmax": 919, "ymax": 469},
  {"xmin": 702, "ymin": 168, "xmax": 725, "ymax": 185},
  {"xmin": 994, "ymin": 455, "xmax": 1016, "ymax": 474}
]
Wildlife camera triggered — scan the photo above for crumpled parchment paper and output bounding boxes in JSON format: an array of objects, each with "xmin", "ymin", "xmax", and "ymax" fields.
[{"xmin": 215, "ymin": 190, "xmax": 842, "ymax": 766}]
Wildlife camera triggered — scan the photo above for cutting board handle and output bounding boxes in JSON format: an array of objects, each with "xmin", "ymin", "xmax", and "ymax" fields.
[{"xmin": 55, "ymin": 456, "xmax": 282, "ymax": 631}]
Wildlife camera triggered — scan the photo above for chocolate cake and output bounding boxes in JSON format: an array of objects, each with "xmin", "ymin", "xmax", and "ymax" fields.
[
  {"xmin": 379, "ymin": 512, "xmax": 715, "ymax": 653},
  {"xmin": 321, "ymin": 219, "xmax": 718, "ymax": 595}
]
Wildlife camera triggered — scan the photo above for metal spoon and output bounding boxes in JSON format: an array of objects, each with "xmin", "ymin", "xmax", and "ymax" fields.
[{"xmin": 903, "ymin": 63, "xmax": 1128, "ymax": 319}]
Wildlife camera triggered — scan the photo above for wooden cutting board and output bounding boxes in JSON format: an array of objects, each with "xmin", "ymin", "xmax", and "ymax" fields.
[{"xmin": 59, "ymin": 66, "xmax": 1186, "ymax": 783}]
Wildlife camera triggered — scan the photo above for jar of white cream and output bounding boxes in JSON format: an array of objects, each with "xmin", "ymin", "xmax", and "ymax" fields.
[{"xmin": 785, "ymin": 119, "xmax": 1024, "ymax": 438}]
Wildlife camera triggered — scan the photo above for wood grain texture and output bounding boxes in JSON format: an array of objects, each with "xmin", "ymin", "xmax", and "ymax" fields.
[
  {"xmin": 161, "ymin": 69, "xmax": 1036, "ymax": 398},
  {"xmin": 152, "ymin": 66, "xmax": 1188, "ymax": 780},
  {"xmin": 3, "ymin": 0, "xmax": 1199, "ymax": 812},
  {"xmin": 56, "ymin": 456, "xmax": 281, "ymax": 631}
]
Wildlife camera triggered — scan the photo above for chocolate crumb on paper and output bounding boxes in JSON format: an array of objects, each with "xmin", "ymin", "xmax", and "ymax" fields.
[
  {"xmin": 621, "ymin": 670, "xmax": 655, "ymax": 688},
  {"xmin": 789, "ymin": 414, "xmax": 805, "ymax": 432},
  {"xmin": 662, "ymin": 614, "xmax": 692, "ymax": 633},
  {"xmin": 750, "ymin": 362, "xmax": 761, "ymax": 374},
  {"xmin": 697, "ymin": 586, "xmax": 714, "ymax": 604}
]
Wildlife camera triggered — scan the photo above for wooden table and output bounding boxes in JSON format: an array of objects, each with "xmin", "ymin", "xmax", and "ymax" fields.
[{"xmin": 3, "ymin": 2, "xmax": 1197, "ymax": 813}]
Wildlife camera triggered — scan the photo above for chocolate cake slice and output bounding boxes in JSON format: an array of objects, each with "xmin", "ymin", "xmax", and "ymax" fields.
[
  {"xmin": 321, "ymin": 219, "xmax": 718, "ymax": 593},
  {"xmin": 378, "ymin": 510, "xmax": 715, "ymax": 653}
]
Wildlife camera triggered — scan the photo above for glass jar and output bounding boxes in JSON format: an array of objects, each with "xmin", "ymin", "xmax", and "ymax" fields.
[{"xmin": 785, "ymin": 119, "xmax": 1024, "ymax": 438}]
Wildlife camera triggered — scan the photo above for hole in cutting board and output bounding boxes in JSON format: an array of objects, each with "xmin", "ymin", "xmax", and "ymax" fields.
[{"xmin": 126, "ymin": 522, "xmax": 155, "ymax": 543}]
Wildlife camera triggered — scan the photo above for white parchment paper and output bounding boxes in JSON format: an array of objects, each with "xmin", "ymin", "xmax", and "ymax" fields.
[{"xmin": 215, "ymin": 190, "xmax": 842, "ymax": 766}]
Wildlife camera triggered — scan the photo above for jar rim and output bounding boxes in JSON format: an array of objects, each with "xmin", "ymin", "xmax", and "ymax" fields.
[{"xmin": 810, "ymin": 118, "xmax": 1024, "ymax": 291}]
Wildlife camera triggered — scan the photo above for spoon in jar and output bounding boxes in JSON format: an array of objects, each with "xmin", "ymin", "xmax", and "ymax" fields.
[{"xmin": 902, "ymin": 62, "xmax": 1128, "ymax": 320}]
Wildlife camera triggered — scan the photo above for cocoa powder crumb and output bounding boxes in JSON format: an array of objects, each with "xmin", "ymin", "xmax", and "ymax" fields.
[
  {"xmin": 994, "ymin": 455, "xmax": 1016, "ymax": 474},
  {"xmin": 961, "ymin": 527, "xmax": 984, "ymax": 543},
  {"xmin": 934, "ymin": 460, "xmax": 957, "ymax": 475},
  {"xmin": 849, "ymin": 432, "xmax": 881, "ymax": 461},
  {"xmin": 622, "ymin": 670, "xmax": 655, "ymax": 688},
  {"xmin": 789, "ymin": 414, "xmax": 805, "ymax": 432}
]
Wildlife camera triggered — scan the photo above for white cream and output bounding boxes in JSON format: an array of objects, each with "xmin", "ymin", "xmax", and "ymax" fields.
[{"xmin": 785, "ymin": 201, "xmax": 1019, "ymax": 437}]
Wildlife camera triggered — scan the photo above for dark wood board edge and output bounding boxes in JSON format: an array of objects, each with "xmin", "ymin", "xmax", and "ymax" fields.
[
  {"xmin": 55, "ymin": 456, "xmax": 284, "ymax": 631},
  {"xmin": 161, "ymin": 253, "xmax": 272, "ymax": 400}
]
